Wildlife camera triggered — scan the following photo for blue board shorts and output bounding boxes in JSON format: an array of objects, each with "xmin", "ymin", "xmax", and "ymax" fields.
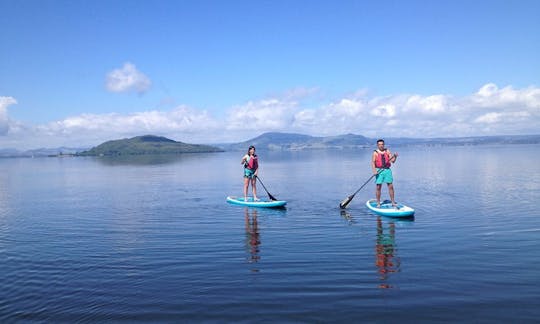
[
  {"xmin": 375, "ymin": 168, "xmax": 393, "ymax": 184},
  {"xmin": 244, "ymin": 168, "xmax": 256, "ymax": 179}
]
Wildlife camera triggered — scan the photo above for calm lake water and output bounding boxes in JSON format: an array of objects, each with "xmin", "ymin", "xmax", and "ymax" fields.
[{"xmin": 1, "ymin": 144, "xmax": 539, "ymax": 322}]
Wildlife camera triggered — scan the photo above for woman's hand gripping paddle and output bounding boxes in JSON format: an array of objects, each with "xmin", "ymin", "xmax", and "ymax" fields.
[{"xmin": 255, "ymin": 176, "xmax": 278, "ymax": 201}]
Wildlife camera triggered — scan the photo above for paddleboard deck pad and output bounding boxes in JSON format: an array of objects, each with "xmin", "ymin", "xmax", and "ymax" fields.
[
  {"xmin": 366, "ymin": 199, "xmax": 415, "ymax": 217},
  {"xmin": 227, "ymin": 196, "xmax": 287, "ymax": 208}
]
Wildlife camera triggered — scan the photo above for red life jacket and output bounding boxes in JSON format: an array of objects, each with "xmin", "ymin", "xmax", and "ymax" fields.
[
  {"xmin": 374, "ymin": 150, "xmax": 391, "ymax": 168},
  {"xmin": 246, "ymin": 155, "xmax": 258, "ymax": 170}
]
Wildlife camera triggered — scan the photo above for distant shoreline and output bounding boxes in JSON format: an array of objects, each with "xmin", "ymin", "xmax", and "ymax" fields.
[{"xmin": 1, "ymin": 132, "xmax": 539, "ymax": 158}]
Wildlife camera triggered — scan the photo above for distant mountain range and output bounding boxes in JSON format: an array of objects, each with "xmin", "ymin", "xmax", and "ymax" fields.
[
  {"xmin": 219, "ymin": 132, "xmax": 372, "ymax": 151},
  {"xmin": 0, "ymin": 146, "xmax": 87, "ymax": 158},
  {"xmin": 1, "ymin": 132, "xmax": 539, "ymax": 158},
  {"xmin": 217, "ymin": 132, "xmax": 540, "ymax": 151}
]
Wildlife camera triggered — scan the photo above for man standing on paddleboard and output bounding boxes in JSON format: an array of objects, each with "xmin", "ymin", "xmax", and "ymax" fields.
[{"xmin": 372, "ymin": 139, "xmax": 398, "ymax": 207}]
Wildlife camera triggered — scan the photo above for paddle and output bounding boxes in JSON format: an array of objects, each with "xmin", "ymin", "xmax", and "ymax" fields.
[
  {"xmin": 339, "ymin": 173, "xmax": 378, "ymax": 209},
  {"xmin": 255, "ymin": 176, "xmax": 278, "ymax": 201}
]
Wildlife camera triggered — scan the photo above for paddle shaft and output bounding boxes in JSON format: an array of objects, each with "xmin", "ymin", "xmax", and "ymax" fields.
[
  {"xmin": 255, "ymin": 176, "xmax": 278, "ymax": 201},
  {"xmin": 351, "ymin": 173, "xmax": 377, "ymax": 197}
]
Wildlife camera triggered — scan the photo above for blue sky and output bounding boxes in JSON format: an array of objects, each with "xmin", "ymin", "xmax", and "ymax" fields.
[{"xmin": 1, "ymin": 0, "xmax": 539, "ymax": 149}]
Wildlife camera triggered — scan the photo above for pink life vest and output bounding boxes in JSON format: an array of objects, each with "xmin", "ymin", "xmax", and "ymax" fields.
[
  {"xmin": 374, "ymin": 150, "xmax": 391, "ymax": 168},
  {"xmin": 246, "ymin": 155, "xmax": 258, "ymax": 170}
]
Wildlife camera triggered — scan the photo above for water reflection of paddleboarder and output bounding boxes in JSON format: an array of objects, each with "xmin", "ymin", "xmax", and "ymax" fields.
[
  {"xmin": 244, "ymin": 208, "xmax": 261, "ymax": 270},
  {"xmin": 375, "ymin": 217, "xmax": 400, "ymax": 289}
]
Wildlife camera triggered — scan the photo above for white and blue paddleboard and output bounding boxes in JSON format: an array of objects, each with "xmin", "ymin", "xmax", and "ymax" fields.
[
  {"xmin": 227, "ymin": 196, "xmax": 287, "ymax": 208},
  {"xmin": 366, "ymin": 199, "xmax": 415, "ymax": 217}
]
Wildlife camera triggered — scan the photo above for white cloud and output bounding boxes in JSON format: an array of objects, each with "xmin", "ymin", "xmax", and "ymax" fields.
[
  {"xmin": 475, "ymin": 111, "xmax": 531, "ymax": 125},
  {"xmin": 292, "ymin": 97, "xmax": 370, "ymax": 135},
  {"xmin": 0, "ymin": 96, "xmax": 17, "ymax": 135},
  {"xmin": 477, "ymin": 83, "xmax": 499, "ymax": 97},
  {"xmin": 471, "ymin": 83, "xmax": 540, "ymax": 109},
  {"xmin": 405, "ymin": 95, "xmax": 449, "ymax": 114},
  {"xmin": 334, "ymin": 98, "xmax": 365, "ymax": 117},
  {"xmin": 1, "ymin": 83, "xmax": 539, "ymax": 149},
  {"xmin": 49, "ymin": 105, "xmax": 217, "ymax": 136},
  {"xmin": 106, "ymin": 62, "xmax": 151, "ymax": 94},
  {"xmin": 3, "ymin": 105, "xmax": 220, "ymax": 149},
  {"xmin": 226, "ymin": 99, "xmax": 298, "ymax": 131},
  {"xmin": 475, "ymin": 112, "xmax": 502, "ymax": 124},
  {"xmin": 0, "ymin": 96, "xmax": 17, "ymax": 117},
  {"xmin": 371, "ymin": 104, "xmax": 396, "ymax": 117},
  {"xmin": 287, "ymin": 83, "xmax": 540, "ymax": 138}
]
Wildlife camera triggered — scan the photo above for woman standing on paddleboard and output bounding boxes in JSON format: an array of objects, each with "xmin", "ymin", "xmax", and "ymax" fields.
[
  {"xmin": 372, "ymin": 139, "xmax": 398, "ymax": 207},
  {"xmin": 241, "ymin": 145, "xmax": 259, "ymax": 201}
]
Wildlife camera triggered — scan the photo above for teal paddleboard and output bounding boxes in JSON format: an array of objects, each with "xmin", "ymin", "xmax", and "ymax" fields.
[
  {"xmin": 366, "ymin": 199, "xmax": 415, "ymax": 217},
  {"xmin": 227, "ymin": 196, "xmax": 287, "ymax": 208}
]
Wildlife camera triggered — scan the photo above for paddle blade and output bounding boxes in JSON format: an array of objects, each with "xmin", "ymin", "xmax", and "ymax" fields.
[
  {"xmin": 266, "ymin": 192, "xmax": 278, "ymax": 201},
  {"xmin": 339, "ymin": 195, "xmax": 354, "ymax": 209}
]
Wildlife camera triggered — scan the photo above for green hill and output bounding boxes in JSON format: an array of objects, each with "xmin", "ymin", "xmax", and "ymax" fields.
[{"xmin": 78, "ymin": 135, "xmax": 223, "ymax": 156}]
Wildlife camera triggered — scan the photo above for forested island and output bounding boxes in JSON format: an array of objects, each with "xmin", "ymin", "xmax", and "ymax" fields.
[{"xmin": 77, "ymin": 135, "xmax": 223, "ymax": 156}]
